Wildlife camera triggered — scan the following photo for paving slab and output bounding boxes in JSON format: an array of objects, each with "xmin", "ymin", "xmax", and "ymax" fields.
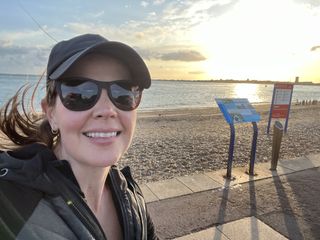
[
  {"xmin": 150, "ymin": 167, "xmax": 320, "ymax": 239},
  {"xmin": 140, "ymin": 184, "xmax": 159, "ymax": 203},
  {"xmin": 177, "ymin": 173, "xmax": 223, "ymax": 192},
  {"xmin": 278, "ymin": 156, "xmax": 316, "ymax": 171},
  {"xmin": 146, "ymin": 178, "xmax": 193, "ymax": 200},
  {"xmin": 204, "ymin": 167, "xmax": 272, "ymax": 187},
  {"xmin": 173, "ymin": 227, "xmax": 229, "ymax": 240},
  {"xmin": 306, "ymin": 153, "xmax": 320, "ymax": 167},
  {"xmin": 217, "ymin": 216, "xmax": 288, "ymax": 240},
  {"xmin": 203, "ymin": 169, "xmax": 231, "ymax": 187},
  {"xmin": 255, "ymin": 162, "xmax": 295, "ymax": 176}
]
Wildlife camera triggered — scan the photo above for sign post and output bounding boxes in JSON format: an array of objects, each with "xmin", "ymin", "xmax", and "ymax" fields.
[
  {"xmin": 215, "ymin": 98, "xmax": 260, "ymax": 179},
  {"xmin": 267, "ymin": 83, "xmax": 294, "ymax": 134}
]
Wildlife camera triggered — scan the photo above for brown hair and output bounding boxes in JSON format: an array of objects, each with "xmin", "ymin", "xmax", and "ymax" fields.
[{"xmin": 0, "ymin": 75, "xmax": 58, "ymax": 150}]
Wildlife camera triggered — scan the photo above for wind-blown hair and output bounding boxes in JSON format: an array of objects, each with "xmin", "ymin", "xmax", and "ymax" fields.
[{"xmin": 0, "ymin": 75, "xmax": 58, "ymax": 150}]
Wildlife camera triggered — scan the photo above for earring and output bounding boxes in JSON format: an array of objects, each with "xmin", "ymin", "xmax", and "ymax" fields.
[{"xmin": 51, "ymin": 128, "xmax": 59, "ymax": 135}]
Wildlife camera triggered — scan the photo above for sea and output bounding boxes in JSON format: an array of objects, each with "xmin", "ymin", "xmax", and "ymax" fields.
[{"xmin": 1, "ymin": 73, "xmax": 320, "ymax": 111}]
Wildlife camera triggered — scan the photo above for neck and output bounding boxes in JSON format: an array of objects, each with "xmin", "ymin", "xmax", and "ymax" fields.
[
  {"xmin": 53, "ymin": 144, "xmax": 112, "ymax": 211},
  {"xmin": 70, "ymin": 163, "xmax": 111, "ymax": 212}
]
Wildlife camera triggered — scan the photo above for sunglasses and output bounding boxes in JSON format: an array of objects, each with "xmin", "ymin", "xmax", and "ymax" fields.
[{"xmin": 55, "ymin": 77, "xmax": 142, "ymax": 111}]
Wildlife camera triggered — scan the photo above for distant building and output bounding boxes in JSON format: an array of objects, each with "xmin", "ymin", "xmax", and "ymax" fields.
[{"xmin": 295, "ymin": 76, "xmax": 299, "ymax": 83}]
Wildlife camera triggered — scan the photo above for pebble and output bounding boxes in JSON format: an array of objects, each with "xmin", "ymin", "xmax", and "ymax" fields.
[{"xmin": 120, "ymin": 105, "xmax": 320, "ymax": 184}]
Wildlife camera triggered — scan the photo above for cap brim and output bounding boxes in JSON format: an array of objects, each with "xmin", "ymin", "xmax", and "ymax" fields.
[{"xmin": 49, "ymin": 41, "xmax": 151, "ymax": 89}]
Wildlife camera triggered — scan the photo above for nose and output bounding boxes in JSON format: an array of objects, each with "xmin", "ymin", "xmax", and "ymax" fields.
[{"xmin": 92, "ymin": 89, "xmax": 118, "ymax": 118}]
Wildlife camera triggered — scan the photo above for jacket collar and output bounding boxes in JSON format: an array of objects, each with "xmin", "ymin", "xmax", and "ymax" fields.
[{"xmin": 0, "ymin": 143, "xmax": 80, "ymax": 195}]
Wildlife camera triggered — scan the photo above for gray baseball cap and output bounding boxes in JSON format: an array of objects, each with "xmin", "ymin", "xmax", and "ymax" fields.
[{"xmin": 47, "ymin": 34, "xmax": 151, "ymax": 89}]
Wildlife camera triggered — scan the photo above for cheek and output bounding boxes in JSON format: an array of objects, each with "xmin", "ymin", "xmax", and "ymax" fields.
[
  {"xmin": 61, "ymin": 117, "xmax": 84, "ymax": 133},
  {"xmin": 63, "ymin": 115, "xmax": 86, "ymax": 132},
  {"xmin": 123, "ymin": 111, "xmax": 137, "ymax": 137},
  {"xmin": 54, "ymin": 104, "xmax": 87, "ymax": 135}
]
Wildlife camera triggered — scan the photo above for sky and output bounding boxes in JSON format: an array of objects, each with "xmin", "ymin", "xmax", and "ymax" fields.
[{"xmin": 1, "ymin": 0, "xmax": 320, "ymax": 83}]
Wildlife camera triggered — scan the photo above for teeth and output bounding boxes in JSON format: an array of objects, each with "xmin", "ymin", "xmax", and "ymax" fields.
[{"xmin": 85, "ymin": 132, "xmax": 117, "ymax": 138}]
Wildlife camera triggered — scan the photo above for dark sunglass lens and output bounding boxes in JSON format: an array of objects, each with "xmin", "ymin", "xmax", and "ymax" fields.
[
  {"xmin": 60, "ymin": 80, "xmax": 99, "ymax": 111},
  {"xmin": 109, "ymin": 83, "xmax": 141, "ymax": 110}
]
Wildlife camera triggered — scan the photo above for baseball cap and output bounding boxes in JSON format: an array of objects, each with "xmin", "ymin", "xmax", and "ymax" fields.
[{"xmin": 47, "ymin": 34, "xmax": 151, "ymax": 89}]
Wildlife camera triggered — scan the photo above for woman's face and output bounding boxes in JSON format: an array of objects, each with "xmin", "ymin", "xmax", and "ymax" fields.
[{"xmin": 44, "ymin": 54, "xmax": 137, "ymax": 169}]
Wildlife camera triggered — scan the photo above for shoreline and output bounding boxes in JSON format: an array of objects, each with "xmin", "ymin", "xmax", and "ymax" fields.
[
  {"xmin": 121, "ymin": 104, "xmax": 320, "ymax": 184},
  {"xmin": 137, "ymin": 103, "xmax": 272, "ymax": 118},
  {"xmin": 138, "ymin": 101, "xmax": 319, "ymax": 115}
]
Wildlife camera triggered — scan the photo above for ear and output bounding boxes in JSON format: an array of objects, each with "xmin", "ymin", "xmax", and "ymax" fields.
[{"xmin": 41, "ymin": 99, "xmax": 58, "ymax": 130}]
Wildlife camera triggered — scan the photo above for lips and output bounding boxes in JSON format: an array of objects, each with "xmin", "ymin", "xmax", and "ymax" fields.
[{"xmin": 83, "ymin": 131, "xmax": 120, "ymax": 138}]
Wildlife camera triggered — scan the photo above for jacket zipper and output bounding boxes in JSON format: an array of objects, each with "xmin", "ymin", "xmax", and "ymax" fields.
[
  {"xmin": 67, "ymin": 194, "xmax": 106, "ymax": 240},
  {"xmin": 44, "ymin": 172, "xmax": 107, "ymax": 240},
  {"xmin": 131, "ymin": 185, "xmax": 145, "ymax": 240},
  {"xmin": 109, "ymin": 170, "xmax": 130, "ymax": 239}
]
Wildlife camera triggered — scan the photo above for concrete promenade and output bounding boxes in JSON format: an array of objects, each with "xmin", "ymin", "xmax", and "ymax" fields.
[{"xmin": 141, "ymin": 153, "xmax": 320, "ymax": 239}]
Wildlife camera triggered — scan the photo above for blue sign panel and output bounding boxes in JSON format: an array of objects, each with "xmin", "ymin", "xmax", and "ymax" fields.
[{"xmin": 215, "ymin": 98, "xmax": 260, "ymax": 124}]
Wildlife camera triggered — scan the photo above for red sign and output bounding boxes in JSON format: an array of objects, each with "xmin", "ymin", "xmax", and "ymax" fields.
[
  {"xmin": 271, "ymin": 83, "xmax": 294, "ymax": 119},
  {"xmin": 271, "ymin": 104, "xmax": 289, "ymax": 118}
]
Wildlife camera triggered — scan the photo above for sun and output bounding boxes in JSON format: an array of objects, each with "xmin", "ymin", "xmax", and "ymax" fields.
[{"xmin": 191, "ymin": 0, "xmax": 320, "ymax": 82}]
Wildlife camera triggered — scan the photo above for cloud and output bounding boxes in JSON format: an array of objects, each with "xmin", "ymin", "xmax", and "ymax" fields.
[
  {"xmin": 311, "ymin": 45, "xmax": 320, "ymax": 51},
  {"xmin": 153, "ymin": 0, "xmax": 166, "ymax": 5},
  {"xmin": 206, "ymin": 0, "xmax": 239, "ymax": 17},
  {"xmin": 65, "ymin": 22, "xmax": 97, "ymax": 33},
  {"xmin": 160, "ymin": 50, "xmax": 206, "ymax": 61},
  {"xmin": 64, "ymin": 22, "xmax": 124, "ymax": 39},
  {"xmin": 189, "ymin": 71, "xmax": 205, "ymax": 74},
  {"xmin": 131, "ymin": 47, "xmax": 156, "ymax": 60},
  {"xmin": 141, "ymin": 1, "xmax": 149, "ymax": 7},
  {"xmin": 294, "ymin": 0, "xmax": 320, "ymax": 7},
  {"xmin": 0, "ymin": 39, "xmax": 13, "ymax": 48},
  {"xmin": 91, "ymin": 11, "xmax": 105, "ymax": 18},
  {"xmin": 0, "ymin": 43, "xmax": 49, "ymax": 74},
  {"xmin": 0, "ymin": 30, "xmax": 49, "ymax": 47},
  {"xmin": 57, "ymin": 1, "xmax": 238, "ymax": 55},
  {"xmin": 162, "ymin": 0, "xmax": 237, "ymax": 23},
  {"xmin": 135, "ymin": 32, "xmax": 145, "ymax": 39},
  {"xmin": 0, "ymin": 44, "xmax": 30, "ymax": 56}
]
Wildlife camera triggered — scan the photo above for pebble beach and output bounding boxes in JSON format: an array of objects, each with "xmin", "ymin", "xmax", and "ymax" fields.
[{"xmin": 120, "ymin": 104, "xmax": 320, "ymax": 184}]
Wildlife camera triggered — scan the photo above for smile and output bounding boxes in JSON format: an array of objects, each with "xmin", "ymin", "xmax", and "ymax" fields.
[{"xmin": 84, "ymin": 132, "xmax": 119, "ymax": 138}]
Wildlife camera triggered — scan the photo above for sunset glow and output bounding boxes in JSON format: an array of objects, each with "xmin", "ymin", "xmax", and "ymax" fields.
[{"xmin": 0, "ymin": 0, "xmax": 319, "ymax": 83}]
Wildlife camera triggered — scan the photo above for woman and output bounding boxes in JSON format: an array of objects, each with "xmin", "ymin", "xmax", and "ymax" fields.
[{"xmin": 0, "ymin": 34, "xmax": 158, "ymax": 239}]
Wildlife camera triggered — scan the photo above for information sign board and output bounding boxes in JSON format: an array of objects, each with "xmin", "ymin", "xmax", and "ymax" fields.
[
  {"xmin": 267, "ymin": 83, "xmax": 294, "ymax": 133},
  {"xmin": 215, "ymin": 98, "xmax": 261, "ymax": 124},
  {"xmin": 271, "ymin": 84, "xmax": 294, "ymax": 118}
]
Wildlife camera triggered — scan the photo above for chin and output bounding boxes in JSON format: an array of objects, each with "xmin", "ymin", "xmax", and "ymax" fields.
[{"xmin": 91, "ymin": 156, "xmax": 120, "ymax": 167}]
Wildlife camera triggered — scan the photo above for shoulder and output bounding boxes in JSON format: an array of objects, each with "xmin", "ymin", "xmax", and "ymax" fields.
[
  {"xmin": 0, "ymin": 180, "xmax": 43, "ymax": 217},
  {"xmin": 0, "ymin": 143, "xmax": 55, "ymax": 160},
  {"xmin": 0, "ymin": 180, "xmax": 43, "ymax": 238},
  {"xmin": 0, "ymin": 143, "xmax": 54, "ymax": 231}
]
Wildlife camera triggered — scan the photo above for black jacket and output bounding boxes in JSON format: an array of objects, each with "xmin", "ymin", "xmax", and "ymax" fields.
[{"xmin": 0, "ymin": 143, "xmax": 158, "ymax": 239}]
